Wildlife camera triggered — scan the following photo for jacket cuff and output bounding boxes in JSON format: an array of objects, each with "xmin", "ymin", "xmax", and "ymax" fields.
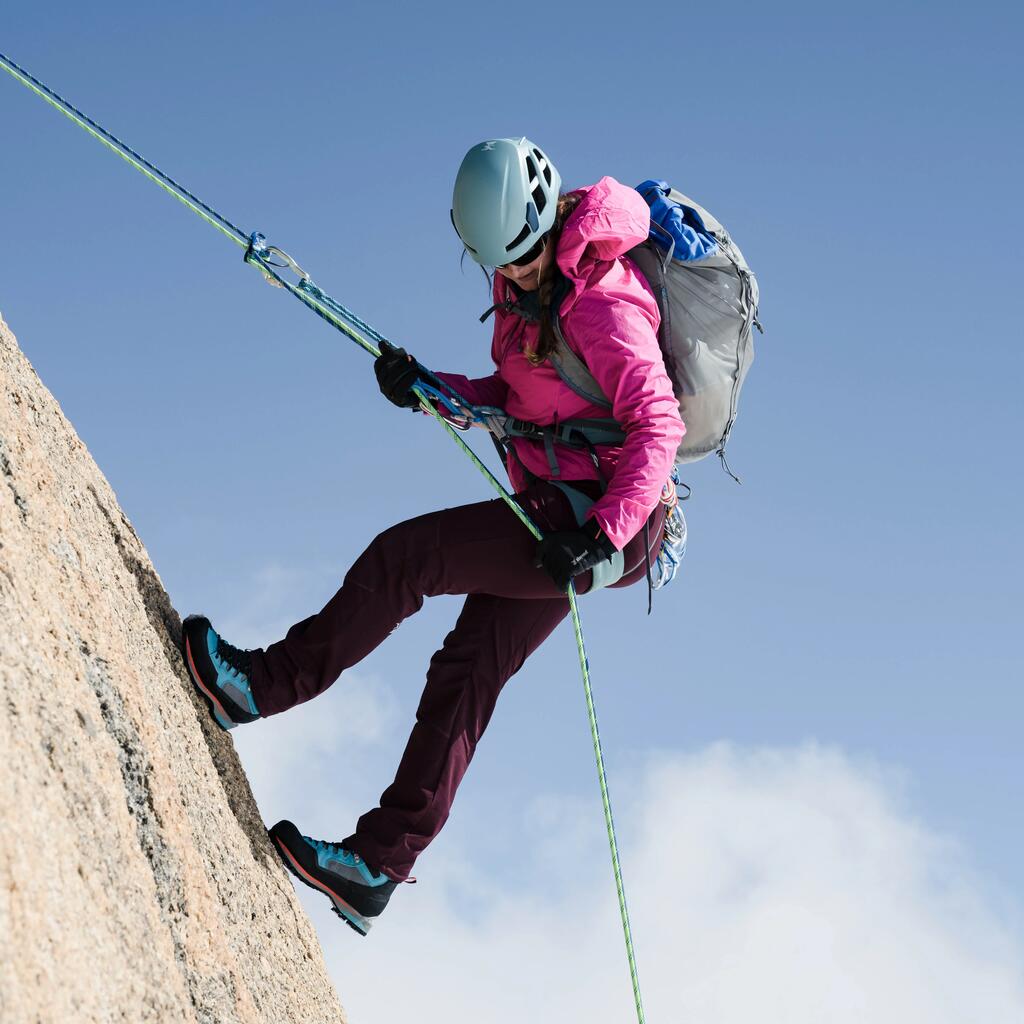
[{"xmin": 584, "ymin": 517, "xmax": 619, "ymax": 558}]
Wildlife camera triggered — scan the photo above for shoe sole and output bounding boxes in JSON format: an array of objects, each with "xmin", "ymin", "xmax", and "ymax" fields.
[
  {"xmin": 181, "ymin": 617, "xmax": 236, "ymax": 732},
  {"xmin": 269, "ymin": 823, "xmax": 372, "ymax": 936}
]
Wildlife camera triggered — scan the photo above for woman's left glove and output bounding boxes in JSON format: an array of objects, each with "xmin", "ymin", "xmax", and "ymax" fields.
[
  {"xmin": 374, "ymin": 341, "xmax": 422, "ymax": 409},
  {"xmin": 534, "ymin": 523, "xmax": 618, "ymax": 593}
]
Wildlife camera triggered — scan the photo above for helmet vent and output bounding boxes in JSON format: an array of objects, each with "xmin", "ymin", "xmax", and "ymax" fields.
[
  {"xmin": 533, "ymin": 148, "xmax": 553, "ymax": 185},
  {"xmin": 506, "ymin": 223, "xmax": 532, "ymax": 252},
  {"xmin": 524, "ymin": 154, "xmax": 538, "ymax": 186},
  {"xmin": 524, "ymin": 155, "xmax": 547, "ymax": 214}
]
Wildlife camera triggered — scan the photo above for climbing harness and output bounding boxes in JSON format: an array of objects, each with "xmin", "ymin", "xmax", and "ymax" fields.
[
  {"xmin": 477, "ymin": 273, "xmax": 695, "ymax": 609},
  {"xmin": 0, "ymin": 51, "xmax": 650, "ymax": 1024}
]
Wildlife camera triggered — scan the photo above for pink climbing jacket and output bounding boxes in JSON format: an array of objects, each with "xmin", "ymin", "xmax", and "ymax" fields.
[{"xmin": 436, "ymin": 176, "xmax": 685, "ymax": 551}]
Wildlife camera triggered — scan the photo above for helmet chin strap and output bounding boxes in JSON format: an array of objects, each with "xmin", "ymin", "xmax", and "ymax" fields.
[
  {"xmin": 533, "ymin": 241, "xmax": 552, "ymax": 284},
  {"xmin": 526, "ymin": 238, "xmax": 555, "ymax": 293}
]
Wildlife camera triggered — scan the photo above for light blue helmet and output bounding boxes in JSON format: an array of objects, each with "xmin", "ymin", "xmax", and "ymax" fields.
[{"xmin": 451, "ymin": 138, "xmax": 562, "ymax": 267}]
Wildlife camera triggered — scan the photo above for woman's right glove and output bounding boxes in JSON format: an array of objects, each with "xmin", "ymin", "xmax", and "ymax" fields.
[
  {"xmin": 534, "ymin": 522, "xmax": 618, "ymax": 593},
  {"xmin": 374, "ymin": 342, "xmax": 422, "ymax": 409}
]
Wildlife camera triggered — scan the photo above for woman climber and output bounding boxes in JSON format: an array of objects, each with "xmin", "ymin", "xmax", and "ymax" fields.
[{"xmin": 180, "ymin": 137, "xmax": 685, "ymax": 936}]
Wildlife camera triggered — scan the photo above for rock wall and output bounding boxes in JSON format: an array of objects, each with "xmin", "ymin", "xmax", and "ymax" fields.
[{"xmin": 0, "ymin": 311, "xmax": 346, "ymax": 1023}]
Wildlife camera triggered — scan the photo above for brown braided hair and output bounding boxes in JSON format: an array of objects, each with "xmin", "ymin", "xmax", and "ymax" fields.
[{"xmin": 526, "ymin": 192, "xmax": 584, "ymax": 365}]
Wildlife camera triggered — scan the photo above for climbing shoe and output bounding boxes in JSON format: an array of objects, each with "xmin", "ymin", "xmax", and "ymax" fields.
[
  {"xmin": 181, "ymin": 615, "xmax": 260, "ymax": 731},
  {"xmin": 269, "ymin": 820, "xmax": 398, "ymax": 936}
]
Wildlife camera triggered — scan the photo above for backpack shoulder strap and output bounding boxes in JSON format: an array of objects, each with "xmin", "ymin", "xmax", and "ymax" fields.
[
  {"xmin": 549, "ymin": 241, "xmax": 674, "ymax": 410},
  {"xmin": 548, "ymin": 315, "xmax": 613, "ymax": 410},
  {"xmin": 623, "ymin": 241, "xmax": 671, "ymax": 340}
]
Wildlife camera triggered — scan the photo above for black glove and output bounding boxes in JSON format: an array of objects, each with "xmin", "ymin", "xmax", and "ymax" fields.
[
  {"xmin": 534, "ymin": 521, "xmax": 618, "ymax": 593},
  {"xmin": 374, "ymin": 342, "xmax": 421, "ymax": 409}
]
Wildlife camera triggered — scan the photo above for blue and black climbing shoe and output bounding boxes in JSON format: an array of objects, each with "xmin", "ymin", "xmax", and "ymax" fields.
[
  {"xmin": 181, "ymin": 615, "xmax": 260, "ymax": 731},
  {"xmin": 269, "ymin": 820, "xmax": 398, "ymax": 936}
]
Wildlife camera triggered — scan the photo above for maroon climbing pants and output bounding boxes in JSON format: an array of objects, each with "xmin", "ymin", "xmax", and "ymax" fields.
[{"xmin": 248, "ymin": 479, "xmax": 663, "ymax": 881}]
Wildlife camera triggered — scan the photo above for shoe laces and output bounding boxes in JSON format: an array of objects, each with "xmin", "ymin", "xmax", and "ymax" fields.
[
  {"xmin": 308, "ymin": 837, "xmax": 359, "ymax": 865},
  {"xmin": 306, "ymin": 837, "xmax": 390, "ymax": 876},
  {"xmin": 216, "ymin": 636, "xmax": 252, "ymax": 679},
  {"xmin": 303, "ymin": 837, "xmax": 414, "ymax": 884}
]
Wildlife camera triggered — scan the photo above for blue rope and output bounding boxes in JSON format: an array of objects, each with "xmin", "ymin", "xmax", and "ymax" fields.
[
  {"xmin": 0, "ymin": 50, "xmax": 248, "ymax": 246},
  {"xmin": 297, "ymin": 278, "xmax": 391, "ymax": 349}
]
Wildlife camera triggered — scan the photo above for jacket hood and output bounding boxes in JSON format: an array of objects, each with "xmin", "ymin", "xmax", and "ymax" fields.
[
  {"xmin": 555, "ymin": 176, "xmax": 651, "ymax": 283},
  {"xmin": 490, "ymin": 176, "xmax": 652, "ymax": 312}
]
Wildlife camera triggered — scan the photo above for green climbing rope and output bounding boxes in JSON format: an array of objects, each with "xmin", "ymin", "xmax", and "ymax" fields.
[{"xmin": 0, "ymin": 50, "xmax": 647, "ymax": 1024}]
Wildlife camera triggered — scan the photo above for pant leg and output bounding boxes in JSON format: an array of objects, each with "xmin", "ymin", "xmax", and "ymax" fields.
[
  {"xmin": 249, "ymin": 480, "xmax": 628, "ymax": 716},
  {"xmin": 246, "ymin": 480, "xmax": 663, "ymax": 879},
  {"xmin": 343, "ymin": 591, "xmax": 569, "ymax": 881}
]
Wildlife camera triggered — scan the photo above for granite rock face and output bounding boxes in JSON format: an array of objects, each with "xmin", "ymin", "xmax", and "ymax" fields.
[{"xmin": 0, "ymin": 312, "xmax": 346, "ymax": 1024}]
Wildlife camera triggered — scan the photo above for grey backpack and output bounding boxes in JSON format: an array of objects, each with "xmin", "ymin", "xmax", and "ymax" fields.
[
  {"xmin": 549, "ymin": 185, "xmax": 761, "ymax": 474},
  {"xmin": 479, "ymin": 186, "xmax": 759, "ymax": 592}
]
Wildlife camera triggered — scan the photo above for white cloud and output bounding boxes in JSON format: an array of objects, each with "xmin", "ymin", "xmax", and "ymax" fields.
[
  {"xmin": 281, "ymin": 741, "xmax": 1024, "ymax": 1024},
  {"xmin": 225, "ymin": 624, "xmax": 1024, "ymax": 1024}
]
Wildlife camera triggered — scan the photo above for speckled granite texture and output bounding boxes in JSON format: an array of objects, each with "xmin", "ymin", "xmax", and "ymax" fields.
[{"xmin": 0, "ymin": 313, "xmax": 346, "ymax": 1024}]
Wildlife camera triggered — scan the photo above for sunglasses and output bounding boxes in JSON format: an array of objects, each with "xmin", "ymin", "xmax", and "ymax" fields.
[{"xmin": 499, "ymin": 232, "xmax": 549, "ymax": 269}]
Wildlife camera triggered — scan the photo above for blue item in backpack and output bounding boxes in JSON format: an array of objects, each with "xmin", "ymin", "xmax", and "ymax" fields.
[{"xmin": 635, "ymin": 180, "xmax": 718, "ymax": 263}]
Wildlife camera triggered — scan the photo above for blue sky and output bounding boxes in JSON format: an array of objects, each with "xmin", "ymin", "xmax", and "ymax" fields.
[{"xmin": 3, "ymin": 3, "xmax": 1023, "ymax": 1019}]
